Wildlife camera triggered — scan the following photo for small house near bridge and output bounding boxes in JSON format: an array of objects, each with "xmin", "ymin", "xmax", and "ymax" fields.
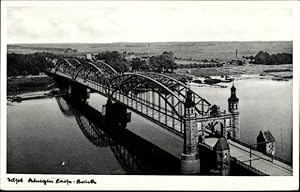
[{"xmin": 256, "ymin": 130, "xmax": 276, "ymax": 156}]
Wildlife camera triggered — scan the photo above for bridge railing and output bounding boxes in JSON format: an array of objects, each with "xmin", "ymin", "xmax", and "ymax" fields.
[
  {"xmin": 264, "ymin": 152, "xmax": 292, "ymax": 166},
  {"xmin": 230, "ymin": 156, "xmax": 268, "ymax": 176},
  {"xmin": 230, "ymin": 138, "xmax": 292, "ymax": 166}
]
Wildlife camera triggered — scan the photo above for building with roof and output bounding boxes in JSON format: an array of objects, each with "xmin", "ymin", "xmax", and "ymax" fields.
[
  {"xmin": 199, "ymin": 137, "xmax": 231, "ymax": 175},
  {"xmin": 256, "ymin": 130, "xmax": 276, "ymax": 156},
  {"xmin": 214, "ymin": 137, "xmax": 231, "ymax": 175}
]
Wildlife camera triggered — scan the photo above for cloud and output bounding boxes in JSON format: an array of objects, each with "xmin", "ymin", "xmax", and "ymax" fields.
[{"xmin": 6, "ymin": 4, "xmax": 293, "ymax": 43}]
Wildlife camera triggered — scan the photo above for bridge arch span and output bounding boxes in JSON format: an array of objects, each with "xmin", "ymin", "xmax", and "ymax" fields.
[
  {"xmin": 95, "ymin": 60, "xmax": 118, "ymax": 76},
  {"xmin": 73, "ymin": 61, "xmax": 118, "ymax": 83},
  {"xmin": 54, "ymin": 58, "xmax": 77, "ymax": 76},
  {"xmin": 109, "ymin": 73, "xmax": 182, "ymax": 101},
  {"xmin": 141, "ymin": 72, "xmax": 211, "ymax": 116},
  {"xmin": 50, "ymin": 57, "xmax": 220, "ymax": 136},
  {"xmin": 107, "ymin": 73, "xmax": 188, "ymax": 133},
  {"xmin": 54, "ymin": 58, "xmax": 86, "ymax": 77}
]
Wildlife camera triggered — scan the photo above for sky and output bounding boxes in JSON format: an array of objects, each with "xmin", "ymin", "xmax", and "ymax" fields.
[{"xmin": 5, "ymin": 1, "xmax": 294, "ymax": 44}]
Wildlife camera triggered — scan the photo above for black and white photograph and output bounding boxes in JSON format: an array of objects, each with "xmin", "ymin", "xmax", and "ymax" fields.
[{"xmin": 1, "ymin": 0, "xmax": 299, "ymax": 190}]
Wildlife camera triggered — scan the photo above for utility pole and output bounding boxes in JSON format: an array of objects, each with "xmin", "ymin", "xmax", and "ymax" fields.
[{"xmin": 281, "ymin": 128, "xmax": 283, "ymax": 158}]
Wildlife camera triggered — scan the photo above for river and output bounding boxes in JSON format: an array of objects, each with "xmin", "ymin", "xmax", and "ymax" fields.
[{"xmin": 7, "ymin": 76, "xmax": 293, "ymax": 174}]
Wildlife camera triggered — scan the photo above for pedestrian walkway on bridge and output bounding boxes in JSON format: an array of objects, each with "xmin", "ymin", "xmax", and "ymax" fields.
[{"xmin": 228, "ymin": 140, "xmax": 292, "ymax": 176}]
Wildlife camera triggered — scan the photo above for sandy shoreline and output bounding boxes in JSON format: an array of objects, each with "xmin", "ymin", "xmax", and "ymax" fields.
[{"xmin": 175, "ymin": 64, "xmax": 292, "ymax": 80}]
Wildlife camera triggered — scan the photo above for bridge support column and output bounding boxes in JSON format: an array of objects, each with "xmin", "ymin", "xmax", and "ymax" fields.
[
  {"xmin": 181, "ymin": 150, "xmax": 200, "ymax": 175},
  {"xmin": 68, "ymin": 83, "xmax": 90, "ymax": 103},
  {"xmin": 104, "ymin": 98, "xmax": 131, "ymax": 128},
  {"xmin": 181, "ymin": 90, "xmax": 200, "ymax": 175}
]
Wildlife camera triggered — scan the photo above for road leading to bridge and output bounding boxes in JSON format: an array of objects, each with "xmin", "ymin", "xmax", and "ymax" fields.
[{"xmin": 228, "ymin": 140, "xmax": 292, "ymax": 176}]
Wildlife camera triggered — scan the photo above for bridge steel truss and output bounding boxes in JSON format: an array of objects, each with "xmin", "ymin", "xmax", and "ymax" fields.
[{"xmin": 52, "ymin": 58, "xmax": 217, "ymax": 137}]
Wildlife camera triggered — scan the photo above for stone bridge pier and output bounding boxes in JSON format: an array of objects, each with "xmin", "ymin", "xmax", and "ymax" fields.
[
  {"xmin": 50, "ymin": 74, "xmax": 90, "ymax": 103},
  {"xmin": 103, "ymin": 98, "xmax": 131, "ymax": 128},
  {"xmin": 181, "ymin": 90, "xmax": 200, "ymax": 174},
  {"xmin": 67, "ymin": 82, "xmax": 90, "ymax": 103}
]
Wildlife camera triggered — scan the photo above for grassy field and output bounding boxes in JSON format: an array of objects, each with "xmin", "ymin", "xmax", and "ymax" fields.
[{"xmin": 8, "ymin": 41, "xmax": 292, "ymax": 60}]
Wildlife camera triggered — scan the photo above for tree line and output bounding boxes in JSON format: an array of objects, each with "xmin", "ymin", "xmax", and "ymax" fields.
[
  {"xmin": 246, "ymin": 51, "xmax": 292, "ymax": 65},
  {"xmin": 7, "ymin": 51, "xmax": 177, "ymax": 77},
  {"xmin": 7, "ymin": 52, "xmax": 57, "ymax": 77},
  {"xmin": 95, "ymin": 51, "xmax": 129, "ymax": 73},
  {"xmin": 96, "ymin": 51, "xmax": 177, "ymax": 73},
  {"xmin": 7, "ymin": 50, "xmax": 292, "ymax": 77}
]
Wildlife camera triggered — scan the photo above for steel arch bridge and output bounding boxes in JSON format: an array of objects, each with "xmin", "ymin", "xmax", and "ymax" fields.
[{"xmin": 49, "ymin": 58, "xmax": 215, "ymax": 137}]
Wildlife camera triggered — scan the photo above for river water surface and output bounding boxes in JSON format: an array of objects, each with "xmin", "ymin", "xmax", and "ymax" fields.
[{"xmin": 7, "ymin": 76, "xmax": 292, "ymax": 174}]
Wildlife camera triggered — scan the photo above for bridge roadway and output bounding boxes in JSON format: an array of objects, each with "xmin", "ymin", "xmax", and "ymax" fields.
[
  {"xmin": 227, "ymin": 140, "xmax": 292, "ymax": 176},
  {"xmin": 50, "ymin": 71, "xmax": 293, "ymax": 176}
]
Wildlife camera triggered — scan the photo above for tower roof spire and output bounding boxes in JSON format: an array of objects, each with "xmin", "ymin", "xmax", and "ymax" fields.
[
  {"xmin": 228, "ymin": 82, "xmax": 239, "ymax": 102},
  {"xmin": 231, "ymin": 81, "xmax": 236, "ymax": 90}
]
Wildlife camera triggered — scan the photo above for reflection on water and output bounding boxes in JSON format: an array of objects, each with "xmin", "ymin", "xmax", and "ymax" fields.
[
  {"xmin": 7, "ymin": 96, "xmax": 180, "ymax": 174},
  {"xmin": 74, "ymin": 109, "xmax": 110, "ymax": 148},
  {"xmin": 69, "ymin": 98, "xmax": 180, "ymax": 174}
]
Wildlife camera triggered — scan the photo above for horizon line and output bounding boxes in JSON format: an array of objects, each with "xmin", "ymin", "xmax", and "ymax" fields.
[{"xmin": 7, "ymin": 40, "xmax": 293, "ymax": 45}]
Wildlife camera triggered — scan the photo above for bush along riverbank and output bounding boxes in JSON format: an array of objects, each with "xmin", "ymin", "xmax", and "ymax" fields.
[{"xmin": 7, "ymin": 75, "xmax": 57, "ymax": 96}]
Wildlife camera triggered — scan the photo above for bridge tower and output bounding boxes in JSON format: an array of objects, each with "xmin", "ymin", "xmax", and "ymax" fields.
[
  {"xmin": 181, "ymin": 90, "xmax": 200, "ymax": 174},
  {"xmin": 228, "ymin": 84, "xmax": 240, "ymax": 140}
]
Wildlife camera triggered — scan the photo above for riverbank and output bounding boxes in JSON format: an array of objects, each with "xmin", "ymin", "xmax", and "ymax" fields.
[
  {"xmin": 7, "ymin": 89, "xmax": 65, "ymax": 102},
  {"xmin": 175, "ymin": 64, "xmax": 292, "ymax": 80},
  {"xmin": 7, "ymin": 64, "xmax": 292, "ymax": 96},
  {"xmin": 7, "ymin": 75, "xmax": 57, "ymax": 96}
]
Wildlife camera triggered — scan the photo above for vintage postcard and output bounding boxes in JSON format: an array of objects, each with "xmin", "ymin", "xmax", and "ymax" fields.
[{"xmin": 1, "ymin": 0, "xmax": 299, "ymax": 191}]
